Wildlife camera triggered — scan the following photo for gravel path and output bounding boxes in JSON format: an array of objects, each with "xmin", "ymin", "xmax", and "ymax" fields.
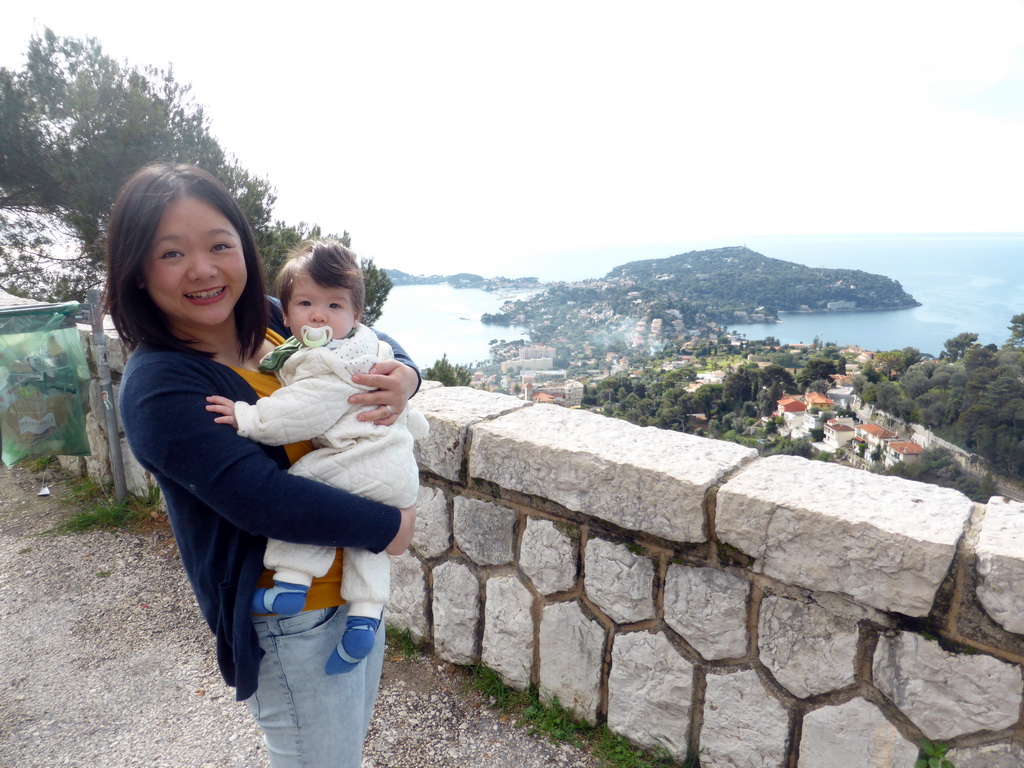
[{"xmin": 0, "ymin": 463, "xmax": 602, "ymax": 768}]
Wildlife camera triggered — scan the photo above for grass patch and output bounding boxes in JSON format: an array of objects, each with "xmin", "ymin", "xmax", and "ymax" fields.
[
  {"xmin": 384, "ymin": 626, "xmax": 423, "ymax": 662},
  {"xmin": 469, "ymin": 663, "xmax": 534, "ymax": 712},
  {"xmin": 49, "ymin": 476, "xmax": 162, "ymax": 534},
  {"xmin": 467, "ymin": 663, "xmax": 695, "ymax": 767},
  {"xmin": 23, "ymin": 455, "xmax": 58, "ymax": 473}
]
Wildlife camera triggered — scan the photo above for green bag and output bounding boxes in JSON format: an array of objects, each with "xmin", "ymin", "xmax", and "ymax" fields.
[{"xmin": 0, "ymin": 302, "xmax": 91, "ymax": 466}]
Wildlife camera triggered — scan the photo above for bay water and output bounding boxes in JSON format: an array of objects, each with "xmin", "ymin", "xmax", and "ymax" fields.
[
  {"xmin": 375, "ymin": 284, "xmax": 531, "ymax": 368},
  {"xmin": 735, "ymin": 233, "xmax": 1023, "ymax": 356},
  {"xmin": 377, "ymin": 233, "xmax": 1024, "ymax": 366}
]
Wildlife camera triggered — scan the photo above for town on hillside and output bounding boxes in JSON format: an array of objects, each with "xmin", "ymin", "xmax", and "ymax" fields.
[
  {"xmin": 450, "ymin": 331, "xmax": 1021, "ymax": 503},
  {"xmin": 468, "ymin": 338, "xmax": 927, "ymax": 469}
]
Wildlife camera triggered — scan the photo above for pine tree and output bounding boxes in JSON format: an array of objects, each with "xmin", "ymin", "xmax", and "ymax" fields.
[{"xmin": 424, "ymin": 354, "xmax": 472, "ymax": 387}]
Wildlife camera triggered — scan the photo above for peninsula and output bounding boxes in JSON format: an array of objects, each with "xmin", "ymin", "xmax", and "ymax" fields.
[
  {"xmin": 386, "ymin": 246, "xmax": 918, "ymax": 329},
  {"xmin": 596, "ymin": 246, "xmax": 919, "ymax": 315}
]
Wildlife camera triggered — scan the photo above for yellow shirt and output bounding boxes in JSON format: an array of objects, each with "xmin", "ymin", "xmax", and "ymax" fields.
[{"xmin": 231, "ymin": 330, "xmax": 343, "ymax": 613}]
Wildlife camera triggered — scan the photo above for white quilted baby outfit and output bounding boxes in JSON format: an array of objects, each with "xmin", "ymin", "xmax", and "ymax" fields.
[{"xmin": 233, "ymin": 324, "xmax": 428, "ymax": 619}]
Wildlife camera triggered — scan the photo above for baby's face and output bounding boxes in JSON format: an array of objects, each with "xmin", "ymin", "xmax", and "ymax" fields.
[{"xmin": 283, "ymin": 274, "xmax": 359, "ymax": 343}]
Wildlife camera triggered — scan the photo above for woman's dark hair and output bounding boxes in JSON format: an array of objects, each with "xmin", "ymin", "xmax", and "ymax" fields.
[
  {"xmin": 275, "ymin": 240, "xmax": 365, "ymax": 319},
  {"xmin": 104, "ymin": 163, "xmax": 268, "ymax": 359}
]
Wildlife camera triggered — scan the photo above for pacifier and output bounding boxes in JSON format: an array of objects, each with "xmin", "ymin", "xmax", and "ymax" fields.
[{"xmin": 300, "ymin": 325, "xmax": 334, "ymax": 347}]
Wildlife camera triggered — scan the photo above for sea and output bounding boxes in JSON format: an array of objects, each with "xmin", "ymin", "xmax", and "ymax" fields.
[
  {"xmin": 374, "ymin": 284, "xmax": 534, "ymax": 369},
  {"xmin": 375, "ymin": 233, "xmax": 1024, "ymax": 367}
]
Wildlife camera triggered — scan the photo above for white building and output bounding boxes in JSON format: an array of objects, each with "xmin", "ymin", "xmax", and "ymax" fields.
[
  {"xmin": 501, "ymin": 357, "xmax": 554, "ymax": 374},
  {"xmin": 823, "ymin": 418, "xmax": 856, "ymax": 449}
]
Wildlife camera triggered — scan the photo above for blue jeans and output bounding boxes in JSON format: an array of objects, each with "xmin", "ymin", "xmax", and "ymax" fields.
[{"xmin": 247, "ymin": 605, "xmax": 385, "ymax": 768}]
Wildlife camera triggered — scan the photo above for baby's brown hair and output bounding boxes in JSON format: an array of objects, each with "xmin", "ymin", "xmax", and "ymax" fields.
[{"xmin": 275, "ymin": 240, "xmax": 365, "ymax": 318}]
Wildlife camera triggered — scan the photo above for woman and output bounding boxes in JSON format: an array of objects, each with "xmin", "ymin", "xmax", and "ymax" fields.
[{"xmin": 105, "ymin": 163, "xmax": 417, "ymax": 767}]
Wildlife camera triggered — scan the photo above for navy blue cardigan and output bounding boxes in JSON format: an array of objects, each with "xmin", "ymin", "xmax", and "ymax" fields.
[{"xmin": 119, "ymin": 303, "xmax": 415, "ymax": 700}]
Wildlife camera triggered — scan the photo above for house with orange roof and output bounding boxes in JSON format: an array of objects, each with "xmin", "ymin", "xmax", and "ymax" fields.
[
  {"xmin": 531, "ymin": 391, "xmax": 560, "ymax": 405},
  {"xmin": 885, "ymin": 440, "xmax": 925, "ymax": 467},
  {"xmin": 855, "ymin": 422, "xmax": 898, "ymax": 449},
  {"xmin": 776, "ymin": 397, "xmax": 807, "ymax": 432},
  {"xmin": 776, "ymin": 397, "xmax": 806, "ymax": 416},
  {"xmin": 805, "ymin": 392, "xmax": 834, "ymax": 410}
]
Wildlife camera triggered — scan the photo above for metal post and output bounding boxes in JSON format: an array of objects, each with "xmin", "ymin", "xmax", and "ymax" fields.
[{"xmin": 87, "ymin": 290, "xmax": 128, "ymax": 500}]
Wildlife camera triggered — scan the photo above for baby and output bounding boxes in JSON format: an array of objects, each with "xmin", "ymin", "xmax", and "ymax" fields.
[{"xmin": 207, "ymin": 240, "xmax": 427, "ymax": 674}]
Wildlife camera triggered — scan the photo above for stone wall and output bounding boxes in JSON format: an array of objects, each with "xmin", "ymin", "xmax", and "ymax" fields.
[
  {"xmin": 72, "ymin": 326, "xmax": 1024, "ymax": 767},
  {"xmin": 399, "ymin": 386, "xmax": 1024, "ymax": 768}
]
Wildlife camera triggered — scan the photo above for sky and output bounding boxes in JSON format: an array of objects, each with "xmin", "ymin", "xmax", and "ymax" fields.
[{"xmin": 3, "ymin": 1, "xmax": 1024, "ymax": 280}]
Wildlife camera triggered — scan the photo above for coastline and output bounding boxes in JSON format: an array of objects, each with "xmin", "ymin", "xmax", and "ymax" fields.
[
  {"xmin": 383, "ymin": 234, "xmax": 1019, "ymax": 360},
  {"xmin": 776, "ymin": 302, "xmax": 922, "ymax": 315}
]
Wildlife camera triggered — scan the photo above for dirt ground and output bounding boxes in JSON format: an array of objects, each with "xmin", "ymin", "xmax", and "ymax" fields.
[{"xmin": 0, "ymin": 458, "xmax": 466, "ymax": 697}]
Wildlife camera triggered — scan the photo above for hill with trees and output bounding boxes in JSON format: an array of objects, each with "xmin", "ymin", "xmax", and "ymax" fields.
[
  {"xmin": 854, "ymin": 317, "xmax": 1024, "ymax": 480},
  {"xmin": 605, "ymin": 246, "xmax": 918, "ymax": 314}
]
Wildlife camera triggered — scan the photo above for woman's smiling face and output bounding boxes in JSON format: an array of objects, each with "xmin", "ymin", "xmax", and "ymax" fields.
[{"xmin": 141, "ymin": 196, "xmax": 248, "ymax": 346}]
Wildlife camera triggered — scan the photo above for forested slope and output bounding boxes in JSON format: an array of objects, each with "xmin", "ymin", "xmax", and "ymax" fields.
[{"xmin": 606, "ymin": 246, "xmax": 919, "ymax": 313}]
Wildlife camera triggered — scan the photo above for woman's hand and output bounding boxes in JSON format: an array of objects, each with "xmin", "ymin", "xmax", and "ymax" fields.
[
  {"xmin": 351, "ymin": 359, "xmax": 419, "ymax": 425},
  {"xmin": 385, "ymin": 505, "xmax": 417, "ymax": 555}
]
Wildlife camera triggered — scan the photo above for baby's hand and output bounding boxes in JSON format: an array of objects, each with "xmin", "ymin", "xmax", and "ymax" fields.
[{"xmin": 206, "ymin": 395, "xmax": 239, "ymax": 429}]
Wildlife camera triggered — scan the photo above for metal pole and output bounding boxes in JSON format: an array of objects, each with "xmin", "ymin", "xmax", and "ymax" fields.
[{"xmin": 87, "ymin": 289, "xmax": 128, "ymax": 500}]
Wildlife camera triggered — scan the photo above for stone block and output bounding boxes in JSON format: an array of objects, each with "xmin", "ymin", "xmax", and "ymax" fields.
[
  {"xmin": 758, "ymin": 595, "xmax": 859, "ymax": 698},
  {"xmin": 701, "ymin": 669, "xmax": 789, "ymax": 768},
  {"xmin": 80, "ymin": 321, "xmax": 127, "ymax": 375},
  {"xmin": 83, "ymin": 412, "xmax": 111, "ymax": 482},
  {"xmin": 976, "ymin": 497, "xmax": 1024, "ymax": 634},
  {"xmin": 104, "ymin": 327, "xmax": 127, "ymax": 374},
  {"xmin": 412, "ymin": 485, "xmax": 450, "ymax": 559},
  {"xmin": 798, "ymin": 698, "xmax": 918, "ymax": 768},
  {"xmin": 410, "ymin": 387, "xmax": 528, "ymax": 481},
  {"xmin": 948, "ymin": 743, "xmax": 1024, "ymax": 768},
  {"xmin": 470, "ymin": 405, "xmax": 755, "ymax": 542},
  {"xmin": 664, "ymin": 564, "xmax": 748, "ymax": 660},
  {"xmin": 608, "ymin": 630, "xmax": 693, "ymax": 761},
  {"xmin": 520, "ymin": 517, "xmax": 577, "ymax": 595},
  {"xmin": 57, "ymin": 455, "xmax": 85, "ymax": 475},
  {"xmin": 873, "ymin": 631, "xmax": 1023, "ymax": 738},
  {"xmin": 539, "ymin": 601, "xmax": 604, "ymax": 724},
  {"xmin": 482, "ymin": 574, "xmax": 534, "ymax": 690},
  {"xmin": 431, "ymin": 560, "xmax": 479, "ymax": 665},
  {"xmin": 87, "ymin": 380, "xmax": 102, "ymax": 433},
  {"xmin": 717, "ymin": 455, "xmax": 973, "ymax": 617},
  {"xmin": 121, "ymin": 436, "xmax": 154, "ymax": 497},
  {"xmin": 453, "ymin": 496, "xmax": 516, "ymax": 565},
  {"xmin": 584, "ymin": 537, "xmax": 655, "ymax": 624},
  {"xmin": 388, "ymin": 551, "xmax": 428, "ymax": 642}
]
